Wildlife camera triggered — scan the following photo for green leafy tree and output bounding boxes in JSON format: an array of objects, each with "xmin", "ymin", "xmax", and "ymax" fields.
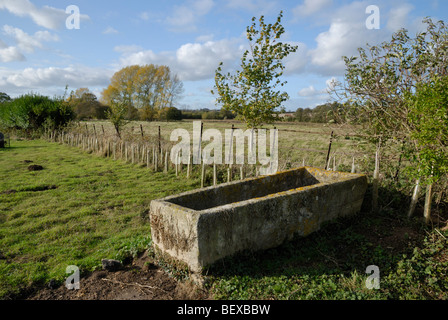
[
  {"xmin": 0, "ymin": 92, "xmax": 11, "ymax": 104},
  {"xmin": 330, "ymin": 17, "xmax": 448, "ymax": 216},
  {"xmin": 67, "ymin": 88, "xmax": 109, "ymax": 120},
  {"xmin": 212, "ymin": 11, "xmax": 298, "ymax": 128},
  {"xmin": 332, "ymin": 18, "xmax": 448, "ymax": 141},
  {"xmin": 405, "ymin": 75, "xmax": 448, "ymax": 185},
  {"xmin": 107, "ymin": 101, "xmax": 128, "ymax": 139},
  {"xmin": 0, "ymin": 93, "xmax": 74, "ymax": 134},
  {"xmin": 158, "ymin": 106, "xmax": 182, "ymax": 121}
]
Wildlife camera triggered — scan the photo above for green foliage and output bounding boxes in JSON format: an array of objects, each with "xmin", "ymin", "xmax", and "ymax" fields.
[
  {"xmin": 404, "ymin": 76, "xmax": 448, "ymax": 185},
  {"xmin": 101, "ymin": 64, "xmax": 184, "ymax": 118},
  {"xmin": 67, "ymin": 88, "xmax": 110, "ymax": 120},
  {"xmin": 0, "ymin": 92, "xmax": 11, "ymax": 104},
  {"xmin": 385, "ymin": 234, "xmax": 448, "ymax": 299},
  {"xmin": 212, "ymin": 11, "xmax": 298, "ymax": 128},
  {"xmin": 158, "ymin": 106, "xmax": 182, "ymax": 121},
  {"xmin": 335, "ymin": 17, "xmax": 448, "ymax": 139},
  {"xmin": 294, "ymin": 102, "xmax": 341, "ymax": 123},
  {"xmin": 0, "ymin": 93, "xmax": 75, "ymax": 134},
  {"xmin": 106, "ymin": 101, "xmax": 128, "ymax": 138}
]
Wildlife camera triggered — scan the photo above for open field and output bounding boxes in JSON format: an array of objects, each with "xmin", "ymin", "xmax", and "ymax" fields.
[
  {"xmin": 1, "ymin": 121, "xmax": 448, "ymax": 300},
  {"xmin": 79, "ymin": 119, "xmax": 377, "ymax": 172}
]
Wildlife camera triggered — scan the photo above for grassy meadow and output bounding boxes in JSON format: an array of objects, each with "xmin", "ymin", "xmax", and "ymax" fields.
[
  {"xmin": 0, "ymin": 137, "xmax": 198, "ymax": 299},
  {"xmin": 1, "ymin": 119, "xmax": 447, "ymax": 300}
]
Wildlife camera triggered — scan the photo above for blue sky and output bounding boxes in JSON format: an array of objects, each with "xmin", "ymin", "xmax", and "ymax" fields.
[{"xmin": 1, "ymin": 0, "xmax": 447, "ymax": 111}]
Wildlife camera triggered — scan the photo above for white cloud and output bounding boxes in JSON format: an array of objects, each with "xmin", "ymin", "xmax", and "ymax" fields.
[
  {"xmin": 325, "ymin": 77, "xmax": 338, "ymax": 92},
  {"xmin": 386, "ymin": 3, "xmax": 414, "ymax": 32},
  {"xmin": 298, "ymin": 85, "xmax": 318, "ymax": 97},
  {"xmin": 103, "ymin": 26, "xmax": 119, "ymax": 35},
  {"xmin": 309, "ymin": 19, "xmax": 352, "ymax": 74},
  {"xmin": 0, "ymin": 46, "xmax": 25, "ymax": 62},
  {"xmin": 196, "ymin": 34, "xmax": 214, "ymax": 43},
  {"xmin": 0, "ymin": 0, "xmax": 89, "ymax": 30},
  {"xmin": 284, "ymin": 42, "xmax": 309, "ymax": 75},
  {"xmin": 307, "ymin": 1, "xmax": 387, "ymax": 76},
  {"xmin": 1, "ymin": 66, "xmax": 113, "ymax": 92},
  {"xmin": 297, "ymin": 83, "xmax": 331, "ymax": 98},
  {"xmin": 165, "ymin": 0, "xmax": 214, "ymax": 31},
  {"xmin": 225, "ymin": 0, "xmax": 277, "ymax": 15},
  {"xmin": 119, "ymin": 38, "xmax": 244, "ymax": 81},
  {"xmin": 293, "ymin": 0, "xmax": 333, "ymax": 16},
  {"xmin": 139, "ymin": 12, "xmax": 150, "ymax": 21},
  {"xmin": 2, "ymin": 25, "xmax": 59, "ymax": 53}
]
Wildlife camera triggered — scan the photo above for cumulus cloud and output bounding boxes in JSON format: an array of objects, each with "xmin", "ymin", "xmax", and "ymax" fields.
[
  {"xmin": 2, "ymin": 25, "xmax": 59, "ymax": 53},
  {"xmin": 297, "ymin": 83, "xmax": 331, "ymax": 98},
  {"xmin": 1, "ymin": 66, "xmax": 113, "ymax": 92},
  {"xmin": 102, "ymin": 26, "xmax": 119, "ymax": 35},
  {"xmin": 165, "ymin": 0, "xmax": 214, "ymax": 31},
  {"xmin": 0, "ymin": 46, "xmax": 25, "ymax": 62},
  {"xmin": 307, "ymin": 1, "xmax": 388, "ymax": 76},
  {"xmin": 284, "ymin": 42, "xmax": 309, "ymax": 75},
  {"xmin": 119, "ymin": 38, "xmax": 244, "ymax": 81},
  {"xmin": 0, "ymin": 0, "xmax": 89, "ymax": 30},
  {"xmin": 298, "ymin": 85, "xmax": 319, "ymax": 97},
  {"xmin": 386, "ymin": 3, "xmax": 414, "ymax": 32},
  {"xmin": 293, "ymin": 0, "xmax": 333, "ymax": 16}
]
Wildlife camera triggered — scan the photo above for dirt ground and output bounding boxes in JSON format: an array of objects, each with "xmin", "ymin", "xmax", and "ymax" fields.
[{"xmin": 27, "ymin": 250, "xmax": 212, "ymax": 301}]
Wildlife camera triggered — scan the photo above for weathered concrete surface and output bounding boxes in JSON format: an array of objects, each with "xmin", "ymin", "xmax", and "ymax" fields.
[{"xmin": 149, "ymin": 167, "xmax": 368, "ymax": 273}]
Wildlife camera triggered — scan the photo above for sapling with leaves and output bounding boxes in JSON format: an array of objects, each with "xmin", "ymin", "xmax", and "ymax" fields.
[{"xmin": 212, "ymin": 11, "xmax": 298, "ymax": 128}]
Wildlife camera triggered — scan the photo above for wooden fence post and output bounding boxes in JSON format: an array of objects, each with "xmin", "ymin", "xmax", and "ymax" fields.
[
  {"xmin": 187, "ymin": 154, "xmax": 191, "ymax": 179},
  {"xmin": 372, "ymin": 149, "xmax": 380, "ymax": 214},
  {"xmin": 165, "ymin": 151, "xmax": 169, "ymax": 173},
  {"xmin": 408, "ymin": 179, "xmax": 421, "ymax": 218},
  {"xmin": 424, "ymin": 183, "xmax": 433, "ymax": 225},
  {"xmin": 158, "ymin": 126, "xmax": 161, "ymax": 155},
  {"xmin": 213, "ymin": 163, "xmax": 217, "ymax": 186},
  {"xmin": 325, "ymin": 131, "xmax": 334, "ymax": 170},
  {"xmin": 424, "ymin": 167, "xmax": 434, "ymax": 224},
  {"xmin": 201, "ymin": 163, "xmax": 205, "ymax": 188}
]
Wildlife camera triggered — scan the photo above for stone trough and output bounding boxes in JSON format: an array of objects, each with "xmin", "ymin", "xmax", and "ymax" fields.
[{"xmin": 149, "ymin": 167, "xmax": 368, "ymax": 273}]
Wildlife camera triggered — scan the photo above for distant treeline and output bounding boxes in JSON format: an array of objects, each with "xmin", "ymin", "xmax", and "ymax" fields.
[
  {"xmin": 0, "ymin": 90, "xmax": 342, "ymax": 138},
  {"xmin": 293, "ymin": 102, "xmax": 342, "ymax": 124}
]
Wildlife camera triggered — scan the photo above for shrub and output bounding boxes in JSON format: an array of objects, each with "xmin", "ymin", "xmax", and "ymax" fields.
[{"xmin": 0, "ymin": 93, "xmax": 75, "ymax": 135}]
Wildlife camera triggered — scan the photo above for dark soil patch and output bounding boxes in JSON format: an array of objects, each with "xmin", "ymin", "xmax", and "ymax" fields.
[
  {"xmin": 26, "ymin": 250, "xmax": 211, "ymax": 300},
  {"xmin": 27, "ymin": 165, "xmax": 43, "ymax": 171},
  {"xmin": 0, "ymin": 189, "xmax": 17, "ymax": 195}
]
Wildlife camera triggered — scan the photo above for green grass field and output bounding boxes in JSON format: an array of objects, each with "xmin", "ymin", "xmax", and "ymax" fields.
[
  {"xmin": 80, "ymin": 119, "xmax": 373, "ymax": 171},
  {"xmin": 1, "ymin": 121, "xmax": 447, "ymax": 300},
  {"xmin": 0, "ymin": 138, "xmax": 199, "ymax": 299}
]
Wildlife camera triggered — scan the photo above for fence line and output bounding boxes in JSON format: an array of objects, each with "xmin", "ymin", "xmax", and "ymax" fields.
[{"xmin": 42, "ymin": 122, "xmax": 384, "ymax": 190}]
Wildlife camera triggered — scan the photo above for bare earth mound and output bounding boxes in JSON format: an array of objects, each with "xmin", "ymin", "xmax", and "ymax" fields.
[{"xmin": 27, "ymin": 251, "xmax": 211, "ymax": 300}]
